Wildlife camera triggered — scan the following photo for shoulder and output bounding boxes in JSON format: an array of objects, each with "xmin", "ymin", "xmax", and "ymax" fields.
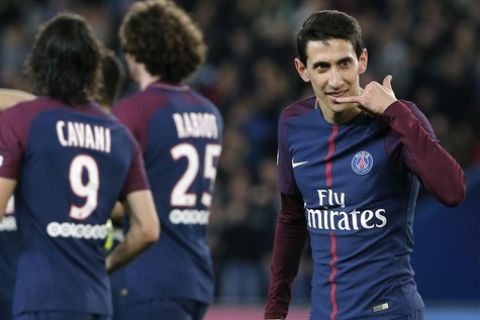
[
  {"xmin": 278, "ymin": 96, "xmax": 316, "ymax": 132},
  {"xmin": 0, "ymin": 97, "xmax": 63, "ymax": 127},
  {"xmin": 189, "ymin": 88, "xmax": 223, "ymax": 119},
  {"xmin": 115, "ymin": 88, "xmax": 171, "ymax": 111},
  {"xmin": 114, "ymin": 91, "xmax": 147, "ymax": 112},
  {"xmin": 113, "ymin": 89, "xmax": 171, "ymax": 124},
  {"xmin": 280, "ymin": 96, "xmax": 316, "ymax": 120}
]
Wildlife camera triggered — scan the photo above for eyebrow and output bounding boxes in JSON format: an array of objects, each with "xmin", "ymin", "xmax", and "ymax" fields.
[{"xmin": 311, "ymin": 56, "xmax": 354, "ymax": 69}]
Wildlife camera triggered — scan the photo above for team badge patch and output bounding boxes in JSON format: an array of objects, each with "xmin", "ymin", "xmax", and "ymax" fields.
[{"xmin": 351, "ymin": 151, "xmax": 373, "ymax": 175}]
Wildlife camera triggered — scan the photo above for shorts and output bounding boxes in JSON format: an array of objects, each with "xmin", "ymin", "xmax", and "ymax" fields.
[
  {"xmin": 14, "ymin": 311, "xmax": 111, "ymax": 320},
  {"xmin": 113, "ymin": 298, "xmax": 208, "ymax": 320}
]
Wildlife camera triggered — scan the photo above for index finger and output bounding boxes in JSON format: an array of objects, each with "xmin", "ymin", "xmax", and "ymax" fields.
[{"xmin": 332, "ymin": 95, "xmax": 362, "ymax": 104}]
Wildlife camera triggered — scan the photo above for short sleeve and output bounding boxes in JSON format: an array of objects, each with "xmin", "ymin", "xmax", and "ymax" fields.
[
  {"xmin": 0, "ymin": 111, "xmax": 24, "ymax": 179},
  {"xmin": 120, "ymin": 136, "xmax": 150, "ymax": 197}
]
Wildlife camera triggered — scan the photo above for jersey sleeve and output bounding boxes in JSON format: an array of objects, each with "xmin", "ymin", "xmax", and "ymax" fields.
[
  {"xmin": 0, "ymin": 109, "xmax": 25, "ymax": 179},
  {"xmin": 277, "ymin": 112, "xmax": 300, "ymax": 195},
  {"xmin": 381, "ymin": 100, "xmax": 466, "ymax": 206},
  {"xmin": 264, "ymin": 192, "xmax": 307, "ymax": 319},
  {"xmin": 120, "ymin": 136, "xmax": 150, "ymax": 198},
  {"xmin": 113, "ymin": 99, "xmax": 146, "ymax": 152}
]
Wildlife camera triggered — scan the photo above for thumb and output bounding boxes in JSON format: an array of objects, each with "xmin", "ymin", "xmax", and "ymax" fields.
[{"xmin": 383, "ymin": 75, "xmax": 393, "ymax": 90}]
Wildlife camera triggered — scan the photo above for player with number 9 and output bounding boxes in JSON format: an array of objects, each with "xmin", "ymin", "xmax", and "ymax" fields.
[
  {"xmin": 0, "ymin": 13, "xmax": 159, "ymax": 320},
  {"xmin": 112, "ymin": 1, "xmax": 223, "ymax": 319}
]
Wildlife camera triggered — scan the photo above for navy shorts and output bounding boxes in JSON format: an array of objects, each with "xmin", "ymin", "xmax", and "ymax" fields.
[
  {"xmin": 14, "ymin": 312, "xmax": 111, "ymax": 320},
  {"xmin": 113, "ymin": 298, "xmax": 208, "ymax": 320}
]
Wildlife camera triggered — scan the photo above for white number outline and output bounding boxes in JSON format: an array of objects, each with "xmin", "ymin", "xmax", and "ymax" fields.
[
  {"xmin": 68, "ymin": 154, "xmax": 100, "ymax": 220},
  {"xmin": 201, "ymin": 144, "xmax": 222, "ymax": 206},
  {"xmin": 170, "ymin": 143, "xmax": 221, "ymax": 207},
  {"xmin": 170, "ymin": 144, "xmax": 199, "ymax": 207}
]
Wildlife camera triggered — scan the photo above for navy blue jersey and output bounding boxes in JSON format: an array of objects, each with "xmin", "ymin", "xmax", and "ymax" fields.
[
  {"xmin": 266, "ymin": 96, "xmax": 465, "ymax": 319},
  {"xmin": 0, "ymin": 97, "xmax": 149, "ymax": 317},
  {"xmin": 113, "ymin": 82, "xmax": 223, "ymax": 305},
  {"xmin": 0, "ymin": 197, "xmax": 17, "ymax": 319}
]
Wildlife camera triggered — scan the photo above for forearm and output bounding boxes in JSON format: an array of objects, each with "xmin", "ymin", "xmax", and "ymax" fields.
[
  {"xmin": 382, "ymin": 101, "xmax": 466, "ymax": 206},
  {"xmin": 265, "ymin": 193, "xmax": 308, "ymax": 320},
  {"xmin": 106, "ymin": 190, "xmax": 159, "ymax": 273},
  {"xmin": 105, "ymin": 220, "xmax": 155, "ymax": 273}
]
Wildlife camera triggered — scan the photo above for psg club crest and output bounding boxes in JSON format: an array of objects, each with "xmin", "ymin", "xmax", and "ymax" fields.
[{"xmin": 351, "ymin": 151, "xmax": 373, "ymax": 175}]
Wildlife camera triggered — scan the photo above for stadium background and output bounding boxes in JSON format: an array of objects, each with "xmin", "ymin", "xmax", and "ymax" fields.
[{"xmin": 0, "ymin": 0, "xmax": 479, "ymax": 319}]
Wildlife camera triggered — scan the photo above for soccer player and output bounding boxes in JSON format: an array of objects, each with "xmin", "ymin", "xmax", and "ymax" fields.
[
  {"xmin": 98, "ymin": 49, "xmax": 125, "ymax": 111},
  {"xmin": 112, "ymin": 1, "xmax": 223, "ymax": 319},
  {"xmin": 0, "ymin": 13, "xmax": 160, "ymax": 320},
  {"xmin": 0, "ymin": 89, "xmax": 35, "ymax": 320},
  {"xmin": 264, "ymin": 10, "xmax": 466, "ymax": 320}
]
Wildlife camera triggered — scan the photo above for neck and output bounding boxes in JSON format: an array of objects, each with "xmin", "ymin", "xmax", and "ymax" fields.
[
  {"xmin": 138, "ymin": 72, "xmax": 161, "ymax": 90},
  {"xmin": 318, "ymin": 102, "xmax": 361, "ymax": 124}
]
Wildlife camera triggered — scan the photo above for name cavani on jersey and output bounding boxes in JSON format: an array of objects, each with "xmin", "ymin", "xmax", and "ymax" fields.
[{"xmin": 56, "ymin": 120, "xmax": 111, "ymax": 153}]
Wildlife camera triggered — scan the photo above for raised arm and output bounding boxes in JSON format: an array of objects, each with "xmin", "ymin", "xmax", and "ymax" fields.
[
  {"xmin": 264, "ymin": 192, "xmax": 308, "ymax": 320},
  {"xmin": 380, "ymin": 100, "xmax": 466, "ymax": 206},
  {"xmin": 333, "ymin": 75, "xmax": 466, "ymax": 206}
]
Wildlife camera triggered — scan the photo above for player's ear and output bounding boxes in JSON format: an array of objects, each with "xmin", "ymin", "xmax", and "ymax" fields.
[
  {"xmin": 294, "ymin": 58, "xmax": 310, "ymax": 83},
  {"xmin": 358, "ymin": 48, "xmax": 368, "ymax": 75}
]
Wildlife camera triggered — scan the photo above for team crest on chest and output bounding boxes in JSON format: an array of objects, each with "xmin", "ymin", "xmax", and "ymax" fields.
[{"xmin": 351, "ymin": 151, "xmax": 373, "ymax": 175}]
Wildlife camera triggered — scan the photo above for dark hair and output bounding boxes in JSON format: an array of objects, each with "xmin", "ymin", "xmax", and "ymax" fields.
[
  {"xmin": 25, "ymin": 13, "xmax": 101, "ymax": 105},
  {"xmin": 97, "ymin": 49, "xmax": 124, "ymax": 108},
  {"xmin": 120, "ymin": 0, "xmax": 206, "ymax": 83},
  {"xmin": 297, "ymin": 10, "xmax": 364, "ymax": 65}
]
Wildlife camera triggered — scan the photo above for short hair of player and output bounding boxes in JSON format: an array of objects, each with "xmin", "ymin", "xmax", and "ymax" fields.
[
  {"xmin": 25, "ymin": 13, "xmax": 101, "ymax": 105},
  {"xmin": 120, "ymin": 0, "xmax": 207, "ymax": 83},
  {"xmin": 296, "ymin": 10, "xmax": 364, "ymax": 65},
  {"xmin": 98, "ymin": 49, "xmax": 124, "ymax": 108}
]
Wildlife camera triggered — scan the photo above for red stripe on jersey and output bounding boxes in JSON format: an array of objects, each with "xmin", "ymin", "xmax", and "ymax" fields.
[
  {"xmin": 325, "ymin": 124, "xmax": 338, "ymax": 320},
  {"xmin": 329, "ymin": 231, "xmax": 338, "ymax": 320},
  {"xmin": 325, "ymin": 124, "xmax": 338, "ymax": 188}
]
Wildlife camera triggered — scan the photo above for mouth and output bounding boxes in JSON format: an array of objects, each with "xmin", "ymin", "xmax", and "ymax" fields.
[
  {"xmin": 325, "ymin": 90, "xmax": 348, "ymax": 98},
  {"xmin": 326, "ymin": 90, "xmax": 348, "ymax": 103}
]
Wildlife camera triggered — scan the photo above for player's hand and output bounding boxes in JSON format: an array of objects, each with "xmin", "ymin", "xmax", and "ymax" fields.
[{"xmin": 332, "ymin": 75, "xmax": 397, "ymax": 114}]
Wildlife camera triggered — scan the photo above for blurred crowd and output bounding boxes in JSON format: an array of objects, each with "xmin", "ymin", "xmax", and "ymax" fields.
[{"xmin": 1, "ymin": 0, "xmax": 479, "ymax": 304}]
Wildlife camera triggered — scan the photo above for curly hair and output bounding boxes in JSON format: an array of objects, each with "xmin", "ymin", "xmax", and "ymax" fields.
[
  {"xmin": 25, "ymin": 13, "xmax": 101, "ymax": 105},
  {"xmin": 120, "ymin": 0, "xmax": 207, "ymax": 83}
]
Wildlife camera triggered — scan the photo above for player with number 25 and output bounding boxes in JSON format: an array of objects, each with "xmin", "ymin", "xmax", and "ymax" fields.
[{"xmin": 111, "ymin": 1, "xmax": 223, "ymax": 319}]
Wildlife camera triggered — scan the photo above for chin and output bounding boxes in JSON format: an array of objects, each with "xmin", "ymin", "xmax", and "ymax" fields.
[{"xmin": 329, "ymin": 102, "xmax": 352, "ymax": 112}]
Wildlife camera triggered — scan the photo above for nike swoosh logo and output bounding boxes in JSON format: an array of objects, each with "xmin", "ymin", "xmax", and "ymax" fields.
[{"xmin": 292, "ymin": 158, "xmax": 308, "ymax": 168}]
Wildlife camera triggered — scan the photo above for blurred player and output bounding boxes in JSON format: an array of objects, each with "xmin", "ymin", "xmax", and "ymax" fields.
[
  {"xmin": 98, "ymin": 49, "xmax": 125, "ymax": 111},
  {"xmin": 0, "ymin": 89, "xmax": 35, "ymax": 320},
  {"xmin": 264, "ymin": 10, "xmax": 466, "ymax": 320},
  {"xmin": 113, "ymin": 1, "xmax": 223, "ymax": 319},
  {"xmin": 0, "ymin": 13, "xmax": 159, "ymax": 320}
]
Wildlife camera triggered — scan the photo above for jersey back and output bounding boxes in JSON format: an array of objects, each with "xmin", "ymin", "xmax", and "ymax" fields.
[
  {"xmin": 0, "ymin": 97, "xmax": 146, "ymax": 316},
  {"xmin": 113, "ymin": 83, "xmax": 223, "ymax": 304}
]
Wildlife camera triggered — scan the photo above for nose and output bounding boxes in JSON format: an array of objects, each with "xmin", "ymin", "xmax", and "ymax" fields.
[{"xmin": 328, "ymin": 67, "xmax": 343, "ymax": 89}]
